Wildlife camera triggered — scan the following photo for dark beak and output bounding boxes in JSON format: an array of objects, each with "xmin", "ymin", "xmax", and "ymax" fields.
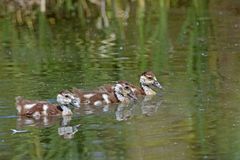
[
  {"xmin": 71, "ymin": 99, "xmax": 80, "ymax": 108},
  {"xmin": 128, "ymin": 93, "xmax": 138, "ymax": 102},
  {"xmin": 153, "ymin": 80, "xmax": 163, "ymax": 89}
]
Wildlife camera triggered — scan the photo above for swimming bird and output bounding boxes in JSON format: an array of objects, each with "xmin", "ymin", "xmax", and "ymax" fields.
[
  {"xmin": 57, "ymin": 82, "xmax": 137, "ymax": 107},
  {"xmin": 15, "ymin": 92, "xmax": 80, "ymax": 117},
  {"xmin": 96, "ymin": 71, "xmax": 163, "ymax": 96}
]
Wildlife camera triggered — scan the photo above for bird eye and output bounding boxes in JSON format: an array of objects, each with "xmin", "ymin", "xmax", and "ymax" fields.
[
  {"xmin": 125, "ymin": 86, "xmax": 130, "ymax": 89},
  {"xmin": 65, "ymin": 95, "xmax": 70, "ymax": 98}
]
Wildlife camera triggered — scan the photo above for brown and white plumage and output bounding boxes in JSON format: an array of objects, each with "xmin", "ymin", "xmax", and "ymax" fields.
[
  {"xmin": 15, "ymin": 92, "xmax": 80, "ymax": 117},
  {"xmin": 57, "ymin": 82, "xmax": 137, "ymax": 107},
  {"xmin": 96, "ymin": 71, "xmax": 162, "ymax": 96}
]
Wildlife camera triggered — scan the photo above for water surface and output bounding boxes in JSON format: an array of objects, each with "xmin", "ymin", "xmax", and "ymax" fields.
[{"xmin": 0, "ymin": 0, "xmax": 240, "ymax": 160}]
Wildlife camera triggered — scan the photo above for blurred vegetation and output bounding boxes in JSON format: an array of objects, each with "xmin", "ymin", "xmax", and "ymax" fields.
[{"xmin": 1, "ymin": 0, "xmax": 186, "ymax": 28}]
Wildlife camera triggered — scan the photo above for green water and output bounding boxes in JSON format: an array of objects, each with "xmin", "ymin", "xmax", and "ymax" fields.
[{"xmin": 0, "ymin": 0, "xmax": 240, "ymax": 159}]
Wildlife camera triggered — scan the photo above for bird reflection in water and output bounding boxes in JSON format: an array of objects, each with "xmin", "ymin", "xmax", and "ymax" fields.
[
  {"xmin": 57, "ymin": 115, "xmax": 81, "ymax": 139},
  {"xmin": 58, "ymin": 123, "xmax": 81, "ymax": 139},
  {"xmin": 16, "ymin": 115, "xmax": 64, "ymax": 127},
  {"xmin": 115, "ymin": 103, "xmax": 134, "ymax": 121},
  {"xmin": 72, "ymin": 95, "xmax": 162, "ymax": 122},
  {"xmin": 141, "ymin": 95, "xmax": 162, "ymax": 117},
  {"xmin": 16, "ymin": 115, "xmax": 81, "ymax": 139},
  {"xmin": 115, "ymin": 95, "xmax": 162, "ymax": 121}
]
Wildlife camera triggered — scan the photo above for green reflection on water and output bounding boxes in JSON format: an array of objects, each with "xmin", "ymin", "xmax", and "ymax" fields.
[{"xmin": 0, "ymin": 0, "xmax": 240, "ymax": 160}]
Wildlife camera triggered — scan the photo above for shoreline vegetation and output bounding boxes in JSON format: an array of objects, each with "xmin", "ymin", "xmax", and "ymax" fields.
[
  {"xmin": 0, "ymin": 0, "xmax": 210, "ymax": 29},
  {"xmin": 0, "ymin": 0, "xmax": 238, "ymax": 30}
]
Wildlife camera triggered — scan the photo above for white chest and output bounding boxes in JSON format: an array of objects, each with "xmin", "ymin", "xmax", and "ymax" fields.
[{"xmin": 61, "ymin": 106, "xmax": 73, "ymax": 116}]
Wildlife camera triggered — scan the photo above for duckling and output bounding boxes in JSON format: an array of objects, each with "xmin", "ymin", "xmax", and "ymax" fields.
[
  {"xmin": 138, "ymin": 71, "xmax": 162, "ymax": 95},
  {"xmin": 15, "ymin": 92, "xmax": 80, "ymax": 117},
  {"xmin": 57, "ymin": 82, "xmax": 137, "ymax": 107},
  {"xmin": 96, "ymin": 71, "xmax": 162, "ymax": 96}
]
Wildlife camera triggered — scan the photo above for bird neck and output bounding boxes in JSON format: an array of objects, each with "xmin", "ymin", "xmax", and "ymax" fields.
[{"xmin": 140, "ymin": 83, "xmax": 156, "ymax": 95}]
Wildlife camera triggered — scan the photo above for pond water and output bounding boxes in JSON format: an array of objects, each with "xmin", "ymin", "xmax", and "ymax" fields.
[{"xmin": 0, "ymin": 0, "xmax": 240, "ymax": 160}]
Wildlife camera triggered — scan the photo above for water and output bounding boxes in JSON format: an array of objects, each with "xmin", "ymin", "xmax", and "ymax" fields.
[{"xmin": 0, "ymin": 0, "xmax": 240, "ymax": 159}]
